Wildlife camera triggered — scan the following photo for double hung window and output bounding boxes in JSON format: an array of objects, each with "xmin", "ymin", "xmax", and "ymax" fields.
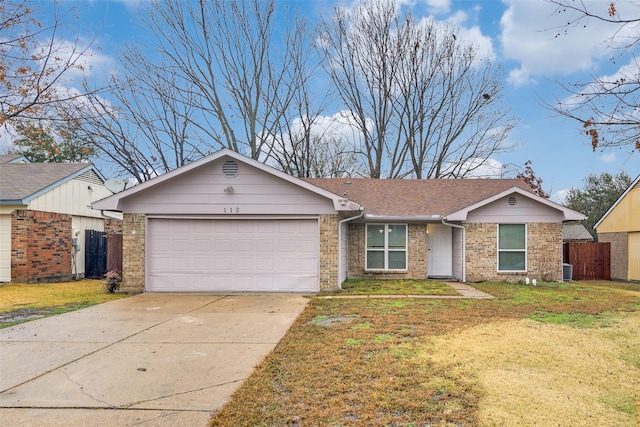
[
  {"xmin": 366, "ymin": 224, "xmax": 407, "ymax": 270},
  {"xmin": 498, "ymin": 224, "xmax": 526, "ymax": 271}
]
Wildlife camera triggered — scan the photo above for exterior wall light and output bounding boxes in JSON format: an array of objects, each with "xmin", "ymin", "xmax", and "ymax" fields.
[{"xmin": 224, "ymin": 186, "xmax": 234, "ymax": 193}]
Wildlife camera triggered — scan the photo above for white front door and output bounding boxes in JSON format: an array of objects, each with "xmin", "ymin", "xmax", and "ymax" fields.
[{"xmin": 427, "ymin": 224, "xmax": 452, "ymax": 278}]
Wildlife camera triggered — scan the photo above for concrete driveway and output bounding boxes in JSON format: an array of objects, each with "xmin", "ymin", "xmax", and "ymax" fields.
[{"xmin": 0, "ymin": 293, "xmax": 309, "ymax": 426}]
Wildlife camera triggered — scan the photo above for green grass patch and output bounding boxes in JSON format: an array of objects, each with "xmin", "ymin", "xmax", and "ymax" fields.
[
  {"xmin": 0, "ymin": 280, "xmax": 129, "ymax": 328},
  {"xmin": 319, "ymin": 278, "xmax": 459, "ymax": 296},
  {"xmin": 528, "ymin": 311, "xmax": 614, "ymax": 328}
]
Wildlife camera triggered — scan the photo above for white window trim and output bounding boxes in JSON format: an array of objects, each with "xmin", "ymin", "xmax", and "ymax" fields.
[
  {"xmin": 497, "ymin": 223, "xmax": 527, "ymax": 272},
  {"xmin": 365, "ymin": 223, "xmax": 408, "ymax": 271}
]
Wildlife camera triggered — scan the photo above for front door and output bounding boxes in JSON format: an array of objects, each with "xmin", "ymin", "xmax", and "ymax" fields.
[{"xmin": 427, "ymin": 224, "xmax": 452, "ymax": 278}]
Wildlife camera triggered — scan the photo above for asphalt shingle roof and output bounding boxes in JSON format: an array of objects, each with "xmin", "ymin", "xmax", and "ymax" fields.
[
  {"xmin": 0, "ymin": 163, "xmax": 90, "ymax": 202},
  {"xmin": 0, "ymin": 154, "xmax": 25, "ymax": 163},
  {"xmin": 305, "ymin": 178, "xmax": 533, "ymax": 217}
]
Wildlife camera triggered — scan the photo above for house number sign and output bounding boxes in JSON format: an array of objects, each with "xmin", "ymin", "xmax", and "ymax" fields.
[{"xmin": 223, "ymin": 207, "xmax": 240, "ymax": 213}]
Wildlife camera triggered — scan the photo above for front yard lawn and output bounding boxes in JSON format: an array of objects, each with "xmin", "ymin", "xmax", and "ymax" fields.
[
  {"xmin": 210, "ymin": 280, "xmax": 640, "ymax": 426},
  {"xmin": 319, "ymin": 278, "xmax": 459, "ymax": 296},
  {"xmin": 0, "ymin": 280, "xmax": 129, "ymax": 328}
]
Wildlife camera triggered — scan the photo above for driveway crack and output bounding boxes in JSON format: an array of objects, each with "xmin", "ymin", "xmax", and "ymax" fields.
[
  {"xmin": 122, "ymin": 378, "xmax": 243, "ymax": 409},
  {"xmin": 62, "ymin": 370, "xmax": 115, "ymax": 408}
]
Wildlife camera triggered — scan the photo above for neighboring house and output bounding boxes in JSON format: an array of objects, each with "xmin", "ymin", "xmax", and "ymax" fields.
[
  {"xmin": 562, "ymin": 223, "xmax": 594, "ymax": 243},
  {"xmin": 92, "ymin": 149, "xmax": 585, "ymax": 293},
  {"xmin": 0, "ymin": 155, "xmax": 122, "ymax": 283},
  {"xmin": 594, "ymin": 174, "xmax": 640, "ymax": 282}
]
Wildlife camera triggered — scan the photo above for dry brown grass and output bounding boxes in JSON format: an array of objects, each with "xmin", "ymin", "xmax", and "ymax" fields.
[
  {"xmin": 0, "ymin": 280, "xmax": 128, "ymax": 327},
  {"xmin": 428, "ymin": 314, "xmax": 640, "ymax": 426},
  {"xmin": 210, "ymin": 280, "xmax": 640, "ymax": 426}
]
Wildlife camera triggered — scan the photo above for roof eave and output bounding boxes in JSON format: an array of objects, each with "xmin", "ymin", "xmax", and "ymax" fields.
[
  {"xmin": 444, "ymin": 187, "xmax": 586, "ymax": 222},
  {"xmin": 593, "ymin": 174, "xmax": 640, "ymax": 230},
  {"xmin": 363, "ymin": 214, "xmax": 444, "ymax": 222},
  {"xmin": 0, "ymin": 200, "xmax": 28, "ymax": 205},
  {"xmin": 90, "ymin": 149, "xmax": 361, "ymax": 212}
]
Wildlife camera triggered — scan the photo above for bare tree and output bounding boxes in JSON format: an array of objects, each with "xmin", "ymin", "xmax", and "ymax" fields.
[
  {"xmin": 545, "ymin": 1, "xmax": 640, "ymax": 153},
  {"xmin": 133, "ymin": 0, "xmax": 313, "ymax": 161},
  {"xmin": 318, "ymin": 0, "xmax": 515, "ymax": 179},
  {"xmin": 60, "ymin": 53, "xmax": 204, "ymax": 183},
  {"xmin": 0, "ymin": 0, "xmax": 97, "ymax": 126},
  {"xmin": 318, "ymin": 1, "xmax": 407, "ymax": 178}
]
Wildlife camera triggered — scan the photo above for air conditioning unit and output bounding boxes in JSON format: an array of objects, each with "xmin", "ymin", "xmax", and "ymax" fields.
[{"xmin": 563, "ymin": 263, "xmax": 573, "ymax": 282}]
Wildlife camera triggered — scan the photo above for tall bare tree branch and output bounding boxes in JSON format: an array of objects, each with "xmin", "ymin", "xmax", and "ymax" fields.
[{"xmin": 318, "ymin": 0, "xmax": 515, "ymax": 179}]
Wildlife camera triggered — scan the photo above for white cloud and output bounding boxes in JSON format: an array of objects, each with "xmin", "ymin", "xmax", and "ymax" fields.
[
  {"xmin": 456, "ymin": 22, "xmax": 495, "ymax": 61},
  {"xmin": 40, "ymin": 38, "xmax": 115, "ymax": 84},
  {"xmin": 507, "ymin": 65, "xmax": 534, "ymax": 86},
  {"xmin": 443, "ymin": 157, "xmax": 505, "ymax": 178},
  {"xmin": 600, "ymin": 152, "xmax": 616, "ymax": 163},
  {"xmin": 414, "ymin": 12, "xmax": 495, "ymax": 63},
  {"xmin": 552, "ymin": 188, "xmax": 569, "ymax": 204},
  {"xmin": 500, "ymin": 0, "xmax": 633, "ymax": 85},
  {"xmin": 425, "ymin": 0, "xmax": 450, "ymax": 14}
]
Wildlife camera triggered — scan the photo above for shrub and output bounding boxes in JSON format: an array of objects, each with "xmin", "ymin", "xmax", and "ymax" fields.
[{"xmin": 104, "ymin": 269, "xmax": 122, "ymax": 294}]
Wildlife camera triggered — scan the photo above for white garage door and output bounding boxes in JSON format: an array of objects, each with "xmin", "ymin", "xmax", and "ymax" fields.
[{"xmin": 147, "ymin": 218, "xmax": 319, "ymax": 292}]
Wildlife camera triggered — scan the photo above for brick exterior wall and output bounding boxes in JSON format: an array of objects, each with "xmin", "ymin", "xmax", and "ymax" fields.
[
  {"xmin": 598, "ymin": 232, "xmax": 628, "ymax": 281},
  {"xmin": 347, "ymin": 223, "xmax": 427, "ymax": 279},
  {"xmin": 319, "ymin": 214, "xmax": 339, "ymax": 290},
  {"xmin": 465, "ymin": 222, "xmax": 563, "ymax": 282},
  {"xmin": 11, "ymin": 209, "xmax": 73, "ymax": 283},
  {"xmin": 122, "ymin": 213, "xmax": 145, "ymax": 293},
  {"xmin": 104, "ymin": 218, "xmax": 123, "ymax": 235}
]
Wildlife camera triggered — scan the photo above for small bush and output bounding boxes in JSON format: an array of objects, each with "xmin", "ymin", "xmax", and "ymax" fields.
[{"xmin": 104, "ymin": 269, "xmax": 122, "ymax": 294}]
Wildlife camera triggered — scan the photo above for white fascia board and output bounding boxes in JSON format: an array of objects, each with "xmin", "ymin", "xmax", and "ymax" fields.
[
  {"xmin": 90, "ymin": 148, "xmax": 361, "ymax": 212},
  {"xmin": 445, "ymin": 187, "xmax": 587, "ymax": 222},
  {"xmin": 593, "ymin": 174, "xmax": 640, "ymax": 230}
]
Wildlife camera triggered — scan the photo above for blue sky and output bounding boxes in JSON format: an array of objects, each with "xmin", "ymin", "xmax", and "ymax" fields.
[{"xmin": 27, "ymin": 0, "xmax": 640, "ymax": 201}]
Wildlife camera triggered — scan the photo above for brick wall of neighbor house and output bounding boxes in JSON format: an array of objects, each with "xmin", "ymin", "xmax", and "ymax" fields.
[
  {"xmin": 319, "ymin": 214, "xmax": 339, "ymax": 290},
  {"xmin": 104, "ymin": 218, "xmax": 123, "ymax": 235},
  {"xmin": 11, "ymin": 209, "xmax": 73, "ymax": 282},
  {"xmin": 598, "ymin": 232, "xmax": 628, "ymax": 281},
  {"xmin": 122, "ymin": 213, "xmax": 145, "ymax": 293},
  {"xmin": 347, "ymin": 223, "xmax": 427, "ymax": 279},
  {"xmin": 465, "ymin": 222, "xmax": 563, "ymax": 282}
]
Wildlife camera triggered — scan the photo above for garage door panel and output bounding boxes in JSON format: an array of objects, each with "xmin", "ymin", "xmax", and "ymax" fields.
[
  {"xmin": 148, "ymin": 218, "xmax": 319, "ymax": 292},
  {"xmin": 193, "ymin": 239, "xmax": 211, "ymax": 251},
  {"xmin": 257, "ymin": 239, "xmax": 273, "ymax": 251}
]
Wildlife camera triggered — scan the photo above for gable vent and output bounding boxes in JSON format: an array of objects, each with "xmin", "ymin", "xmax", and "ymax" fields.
[
  {"xmin": 76, "ymin": 170, "xmax": 103, "ymax": 185},
  {"xmin": 222, "ymin": 160, "xmax": 239, "ymax": 178},
  {"xmin": 508, "ymin": 196, "xmax": 517, "ymax": 206}
]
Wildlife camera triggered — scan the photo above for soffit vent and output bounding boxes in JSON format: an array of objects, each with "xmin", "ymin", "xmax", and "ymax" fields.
[
  {"xmin": 222, "ymin": 160, "xmax": 239, "ymax": 178},
  {"xmin": 508, "ymin": 196, "xmax": 517, "ymax": 206}
]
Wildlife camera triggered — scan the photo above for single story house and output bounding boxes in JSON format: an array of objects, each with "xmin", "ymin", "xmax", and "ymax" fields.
[
  {"xmin": 594, "ymin": 174, "xmax": 640, "ymax": 282},
  {"xmin": 91, "ymin": 149, "xmax": 585, "ymax": 293},
  {"xmin": 0, "ymin": 155, "xmax": 121, "ymax": 283}
]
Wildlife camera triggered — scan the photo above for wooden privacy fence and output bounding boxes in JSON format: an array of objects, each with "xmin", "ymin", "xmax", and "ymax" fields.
[
  {"xmin": 85, "ymin": 230, "xmax": 123, "ymax": 279},
  {"xmin": 563, "ymin": 242, "xmax": 610, "ymax": 280},
  {"xmin": 107, "ymin": 233, "xmax": 123, "ymax": 273},
  {"xmin": 85, "ymin": 230, "xmax": 107, "ymax": 279}
]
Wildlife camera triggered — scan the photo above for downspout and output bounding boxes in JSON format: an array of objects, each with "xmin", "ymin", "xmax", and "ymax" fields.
[
  {"xmin": 337, "ymin": 208, "xmax": 365, "ymax": 289},
  {"xmin": 442, "ymin": 218, "xmax": 466, "ymax": 282}
]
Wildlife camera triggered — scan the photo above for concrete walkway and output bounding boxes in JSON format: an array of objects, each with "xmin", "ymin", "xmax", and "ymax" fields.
[
  {"xmin": 319, "ymin": 282, "xmax": 494, "ymax": 299},
  {"xmin": 0, "ymin": 293, "xmax": 308, "ymax": 426}
]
